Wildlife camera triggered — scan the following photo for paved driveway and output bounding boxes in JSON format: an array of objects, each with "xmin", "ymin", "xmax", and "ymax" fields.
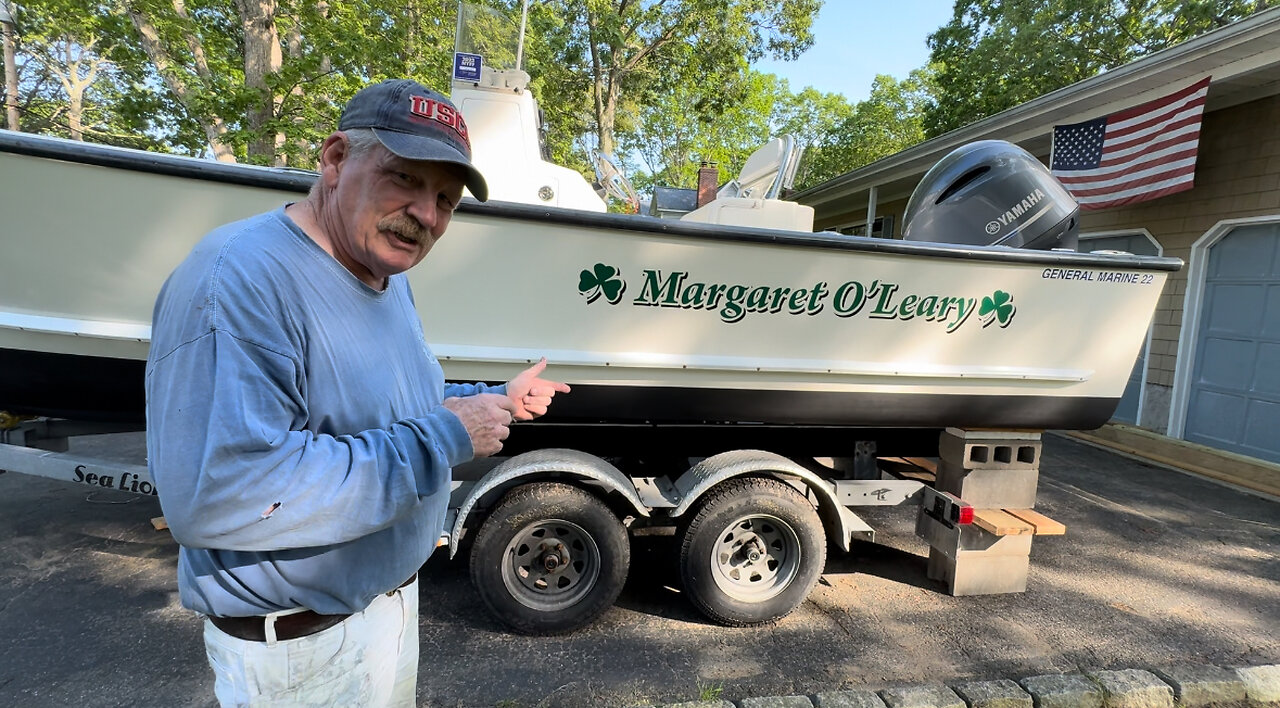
[{"xmin": 0, "ymin": 434, "xmax": 1276, "ymax": 707}]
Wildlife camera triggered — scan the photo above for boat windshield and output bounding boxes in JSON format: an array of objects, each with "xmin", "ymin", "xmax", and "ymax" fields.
[{"xmin": 454, "ymin": 3, "xmax": 523, "ymax": 75}]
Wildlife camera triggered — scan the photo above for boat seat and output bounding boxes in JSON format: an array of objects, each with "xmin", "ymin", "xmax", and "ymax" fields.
[{"xmin": 680, "ymin": 197, "xmax": 814, "ymax": 232}]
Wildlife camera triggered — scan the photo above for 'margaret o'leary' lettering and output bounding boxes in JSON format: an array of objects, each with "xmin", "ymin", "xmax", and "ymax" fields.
[
  {"xmin": 632, "ymin": 270, "xmax": 978, "ymax": 331},
  {"xmin": 633, "ymin": 269, "xmax": 830, "ymax": 323},
  {"xmin": 833, "ymin": 280, "xmax": 975, "ymax": 333}
]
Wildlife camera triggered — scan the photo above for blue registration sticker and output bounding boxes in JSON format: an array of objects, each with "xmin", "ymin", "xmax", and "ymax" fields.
[{"xmin": 453, "ymin": 53, "xmax": 482, "ymax": 82}]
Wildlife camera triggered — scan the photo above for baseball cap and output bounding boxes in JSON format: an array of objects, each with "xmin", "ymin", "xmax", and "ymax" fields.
[{"xmin": 339, "ymin": 79, "xmax": 489, "ymax": 201}]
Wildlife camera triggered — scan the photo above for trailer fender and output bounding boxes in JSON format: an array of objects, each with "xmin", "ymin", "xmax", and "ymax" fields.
[
  {"xmin": 448, "ymin": 448, "xmax": 650, "ymax": 558},
  {"xmin": 669, "ymin": 449, "xmax": 872, "ymax": 551}
]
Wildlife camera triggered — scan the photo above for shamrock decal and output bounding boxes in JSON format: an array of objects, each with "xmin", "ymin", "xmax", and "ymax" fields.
[
  {"xmin": 578, "ymin": 263, "xmax": 626, "ymax": 304},
  {"xmin": 979, "ymin": 290, "xmax": 1016, "ymax": 328}
]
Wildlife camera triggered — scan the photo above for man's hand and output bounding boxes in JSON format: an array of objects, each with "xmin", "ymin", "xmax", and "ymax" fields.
[
  {"xmin": 443, "ymin": 393, "xmax": 519, "ymax": 457},
  {"xmin": 505, "ymin": 358, "xmax": 572, "ymax": 421}
]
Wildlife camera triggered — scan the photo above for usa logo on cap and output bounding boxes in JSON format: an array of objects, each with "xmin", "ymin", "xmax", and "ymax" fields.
[{"xmin": 408, "ymin": 94, "xmax": 471, "ymax": 151}]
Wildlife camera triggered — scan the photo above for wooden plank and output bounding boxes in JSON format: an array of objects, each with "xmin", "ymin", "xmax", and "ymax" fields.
[
  {"xmin": 1065, "ymin": 428, "xmax": 1280, "ymax": 498},
  {"xmin": 1005, "ymin": 508, "xmax": 1066, "ymax": 535},
  {"xmin": 903, "ymin": 457, "xmax": 938, "ymax": 474},
  {"xmin": 877, "ymin": 456, "xmax": 937, "ymax": 482},
  {"xmin": 971, "ymin": 509, "xmax": 1034, "ymax": 536}
]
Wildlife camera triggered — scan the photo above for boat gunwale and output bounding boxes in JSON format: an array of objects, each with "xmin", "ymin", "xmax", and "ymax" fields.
[{"xmin": 1, "ymin": 131, "xmax": 1184, "ymax": 272}]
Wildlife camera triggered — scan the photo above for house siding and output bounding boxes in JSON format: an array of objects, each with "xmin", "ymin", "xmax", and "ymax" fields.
[{"xmin": 1077, "ymin": 94, "xmax": 1280, "ymax": 429}]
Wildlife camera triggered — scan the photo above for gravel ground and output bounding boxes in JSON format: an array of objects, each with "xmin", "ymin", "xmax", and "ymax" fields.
[{"xmin": 0, "ymin": 432, "xmax": 1276, "ymax": 707}]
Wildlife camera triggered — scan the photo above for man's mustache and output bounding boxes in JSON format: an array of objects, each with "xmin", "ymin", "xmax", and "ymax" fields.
[{"xmin": 378, "ymin": 214, "xmax": 428, "ymax": 244}]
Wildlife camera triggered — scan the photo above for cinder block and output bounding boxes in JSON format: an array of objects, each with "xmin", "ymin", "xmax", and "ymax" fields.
[
  {"xmin": 935, "ymin": 461, "xmax": 1039, "ymax": 508},
  {"xmin": 1087, "ymin": 669, "xmax": 1173, "ymax": 708},
  {"xmin": 1019, "ymin": 673, "xmax": 1104, "ymax": 708},
  {"xmin": 952, "ymin": 679, "xmax": 1033, "ymax": 708},
  {"xmin": 1152, "ymin": 665, "xmax": 1247, "ymax": 707},
  {"xmin": 1237, "ymin": 664, "xmax": 1280, "ymax": 705},
  {"xmin": 939, "ymin": 429, "xmax": 1042, "ymax": 472},
  {"xmin": 879, "ymin": 684, "xmax": 965, "ymax": 708},
  {"xmin": 740, "ymin": 697, "xmax": 815, "ymax": 708},
  {"xmin": 928, "ymin": 534, "xmax": 1032, "ymax": 596},
  {"xmin": 813, "ymin": 690, "xmax": 887, "ymax": 708}
]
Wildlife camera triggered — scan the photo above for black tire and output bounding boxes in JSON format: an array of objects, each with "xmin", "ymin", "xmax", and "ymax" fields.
[
  {"xmin": 469, "ymin": 482, "xmax": 630, "ymax": 635},
  {"xmin": 678, "ymin": 477, "xmax": 826, "ymax": 626}
]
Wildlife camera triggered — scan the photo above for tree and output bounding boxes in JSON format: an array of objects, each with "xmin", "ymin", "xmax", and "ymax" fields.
[
  {"xmin": 2, "ymin": 0, "xmax": 168, "ymax": 147},
  {"xmin": 530, "ymin": 0, "xmax": 821, "ymax": 160},
  {"xmin": 616, "ymin": 67, "xmax": 861, "ymax": 198},
  {"xmin": 9, "ymin": 1, "xmax": 566, "ymax": 167},
  {"xmin": 2, "ymin": 1, "xmax": 20, "ymax": 130},
  {"xmin": 623, "ymin": 68, "xmax": 776, "ymax": 191},
  {"xmin": 795, "ymin": 67, "xmax": 935, "ymax": 189},
  {"xmin": 924, "ymin": 0, "xmax": 1274, "ymax": 136}
]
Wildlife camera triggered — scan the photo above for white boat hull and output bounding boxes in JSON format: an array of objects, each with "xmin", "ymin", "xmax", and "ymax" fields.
[{"xmin": 0, "ymin": 134, "xmax": 1181, "ymax": 452}]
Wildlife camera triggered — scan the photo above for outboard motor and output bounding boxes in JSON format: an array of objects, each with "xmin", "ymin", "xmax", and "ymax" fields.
[{"xmin": 902, "ymin": 140, "xmax": 1079, "ymax": 251}]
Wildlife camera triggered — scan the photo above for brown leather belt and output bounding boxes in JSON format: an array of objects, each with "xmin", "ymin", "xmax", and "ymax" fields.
[{"xmin": 209, "ymin": 573, "xmax": 416, "ymax": 642}]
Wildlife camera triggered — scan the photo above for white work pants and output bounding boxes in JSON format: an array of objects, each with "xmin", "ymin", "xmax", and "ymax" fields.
[{"xmin": 202, "ymin": 579, "xmax": 419, "ymax": 707}]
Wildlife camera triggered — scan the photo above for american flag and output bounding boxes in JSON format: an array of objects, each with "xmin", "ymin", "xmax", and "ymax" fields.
[{"xmin": 1050, "ymin": 77, "xmax": 1210, "ymax": 210}]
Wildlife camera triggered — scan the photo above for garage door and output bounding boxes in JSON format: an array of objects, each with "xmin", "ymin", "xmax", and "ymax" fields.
[
  {"xmin": 1080, "ymin": 233, "xmax": 1160, "ymax": 424},
  {"xmin": 1183, "ymin": 223, "xmax": 1280, "ymax": 463}
]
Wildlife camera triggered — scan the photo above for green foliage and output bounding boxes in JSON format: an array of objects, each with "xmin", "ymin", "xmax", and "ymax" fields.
[
  {"xmin": 924, "ymin": 0, "xmax": 1275, "ymax": 136},
  {"xmin": 4, "ymin": 0, "xmax": 168, "ymax": 148},
  {"xmin": 4, "ymin": 0, "xmax": 836, "ymax": 185},
  {"xmin": 530, "ymin": 0, "xmax": 821, "ymax": 159},
  {"xmin": 795, "ymin": 66, "xmax": 935, "ymax": 189},
  {"xmin": 5, "ymin": 0, "xmax": 1273, "ymax": 197},
  {"xmin": 624, "ymin": 68, "xmax": 775, "ymax": 191},
  {"xmin": 5, "ymin": 0, "xmax": 461, "ymax": 163},
  {"xmin": 696, "ymin": 679, "xmax": 724, "ymax": 701}
]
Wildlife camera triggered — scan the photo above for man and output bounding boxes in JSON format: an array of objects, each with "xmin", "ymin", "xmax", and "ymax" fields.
[{"xmin": 146, "ymin": 78, "xmax": 570, "ymax": 706}]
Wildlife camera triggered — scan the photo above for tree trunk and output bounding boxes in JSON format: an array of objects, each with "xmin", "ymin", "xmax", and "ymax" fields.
[
  {"xmin": 61, "ymin": 43, "xmax": 85, "ymax": 140},
  {"xmin": 51, "ymin": 40, "xmax": 105, "ymax": 141},
  {"xmin": 282, "ymin": 1, "xmax": 329, "ymax": 169},
  {"xmin": 66, "ymin": 90, "xmax": 82, "ymax": 140},
  {"xmin": 2, "ymin": 15, "xmax": 18, "ymax": 131},
  {"xmin": 236, "ymin": 0, "xmax": 283, "ymax": 164},
  {"xmin": 584, "ymin": 2, "xmax": 683, "ymax": 159},
  {"xmin": 585, "ymin": 9, "xmax": 615, "ymax": 156},
  {"xmin": 596, "ymin": 76, "xmax": 619, "ymax": 156}
]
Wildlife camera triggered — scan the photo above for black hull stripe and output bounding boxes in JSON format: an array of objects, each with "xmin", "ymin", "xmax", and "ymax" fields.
[{"xmin": 1, "ymin": 348, "xmax": 1117, "ymax": 433}]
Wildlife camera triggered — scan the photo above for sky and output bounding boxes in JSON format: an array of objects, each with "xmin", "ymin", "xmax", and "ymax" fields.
[{"xmin": 751, "ymin": 0, "xmax": 957, "ymax": 104}]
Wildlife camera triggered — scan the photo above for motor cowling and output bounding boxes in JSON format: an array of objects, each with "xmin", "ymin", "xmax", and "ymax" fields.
[{"xmin": 902, "ymin": 140, "xmax": 1079, "ymax": 251}]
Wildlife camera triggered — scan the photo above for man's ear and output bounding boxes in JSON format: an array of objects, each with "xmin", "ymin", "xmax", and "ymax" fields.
[{"xmin": 317, "ymin": 132, "xmax": 350, "ymax": 189}]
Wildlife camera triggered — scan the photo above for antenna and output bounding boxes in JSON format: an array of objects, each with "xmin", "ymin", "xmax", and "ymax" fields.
[{"xmin": 516, "ymin": 0, "xmax": 529, "ymax": 70}]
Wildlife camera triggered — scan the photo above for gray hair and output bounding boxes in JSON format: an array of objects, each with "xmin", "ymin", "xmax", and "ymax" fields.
[
  {"xmin": 342, "ymin": 128, "xmax": 384, "ymax": 158},
  {"xmin": 308, "ymin": 128, "xmax": 385, "ymax": 197}
]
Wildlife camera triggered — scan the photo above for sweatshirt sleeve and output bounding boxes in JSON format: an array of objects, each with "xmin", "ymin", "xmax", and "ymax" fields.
[
  {"xmin": 146, "ymin": 329, "xmax": 474, "ymax": 552},
  {"xmin": 443, "ymin": 381, "xmax": 506, "ymax": 398}
]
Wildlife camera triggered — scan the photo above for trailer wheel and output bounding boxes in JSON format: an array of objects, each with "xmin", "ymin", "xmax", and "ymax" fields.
[
  {"xmin": 469, "ymin": 482, "xmax": 629, "ymax": 635},
  {"xmin": 678, "ymin": 477, "xmax": 825, "ymax": 626}
]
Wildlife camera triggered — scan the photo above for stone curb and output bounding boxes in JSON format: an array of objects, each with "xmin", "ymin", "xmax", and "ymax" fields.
[
  {"xmin": 1018, "ymin": 673, "xmax": 1103, "ymax": 708},
  {"xmin": 880, "ymin": 684, "xmax": 964, "ymax": 708},
  {"xmin": 1152, "ymin": 664, "xmax": 1248, "ymax": 707},
  {"xmin": 646, "ymin": 663, "xmax": 1280, "ymax": 708},
  {"xmin": 1087, "ymin": 669, "xmax": 1173, "ymax": 708},
  {"xmin": 1238, "ymin": 665, "xmax": 1280, "ymax": 705},
  {"xmin": 952, "ymin": 679, "xmax": 1031, "ymax": 708}
]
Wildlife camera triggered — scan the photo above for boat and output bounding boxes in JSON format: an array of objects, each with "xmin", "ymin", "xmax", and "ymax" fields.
[{"xmin": 0, "ymin": 7, "xmax": 1182, "ymax": 457}]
